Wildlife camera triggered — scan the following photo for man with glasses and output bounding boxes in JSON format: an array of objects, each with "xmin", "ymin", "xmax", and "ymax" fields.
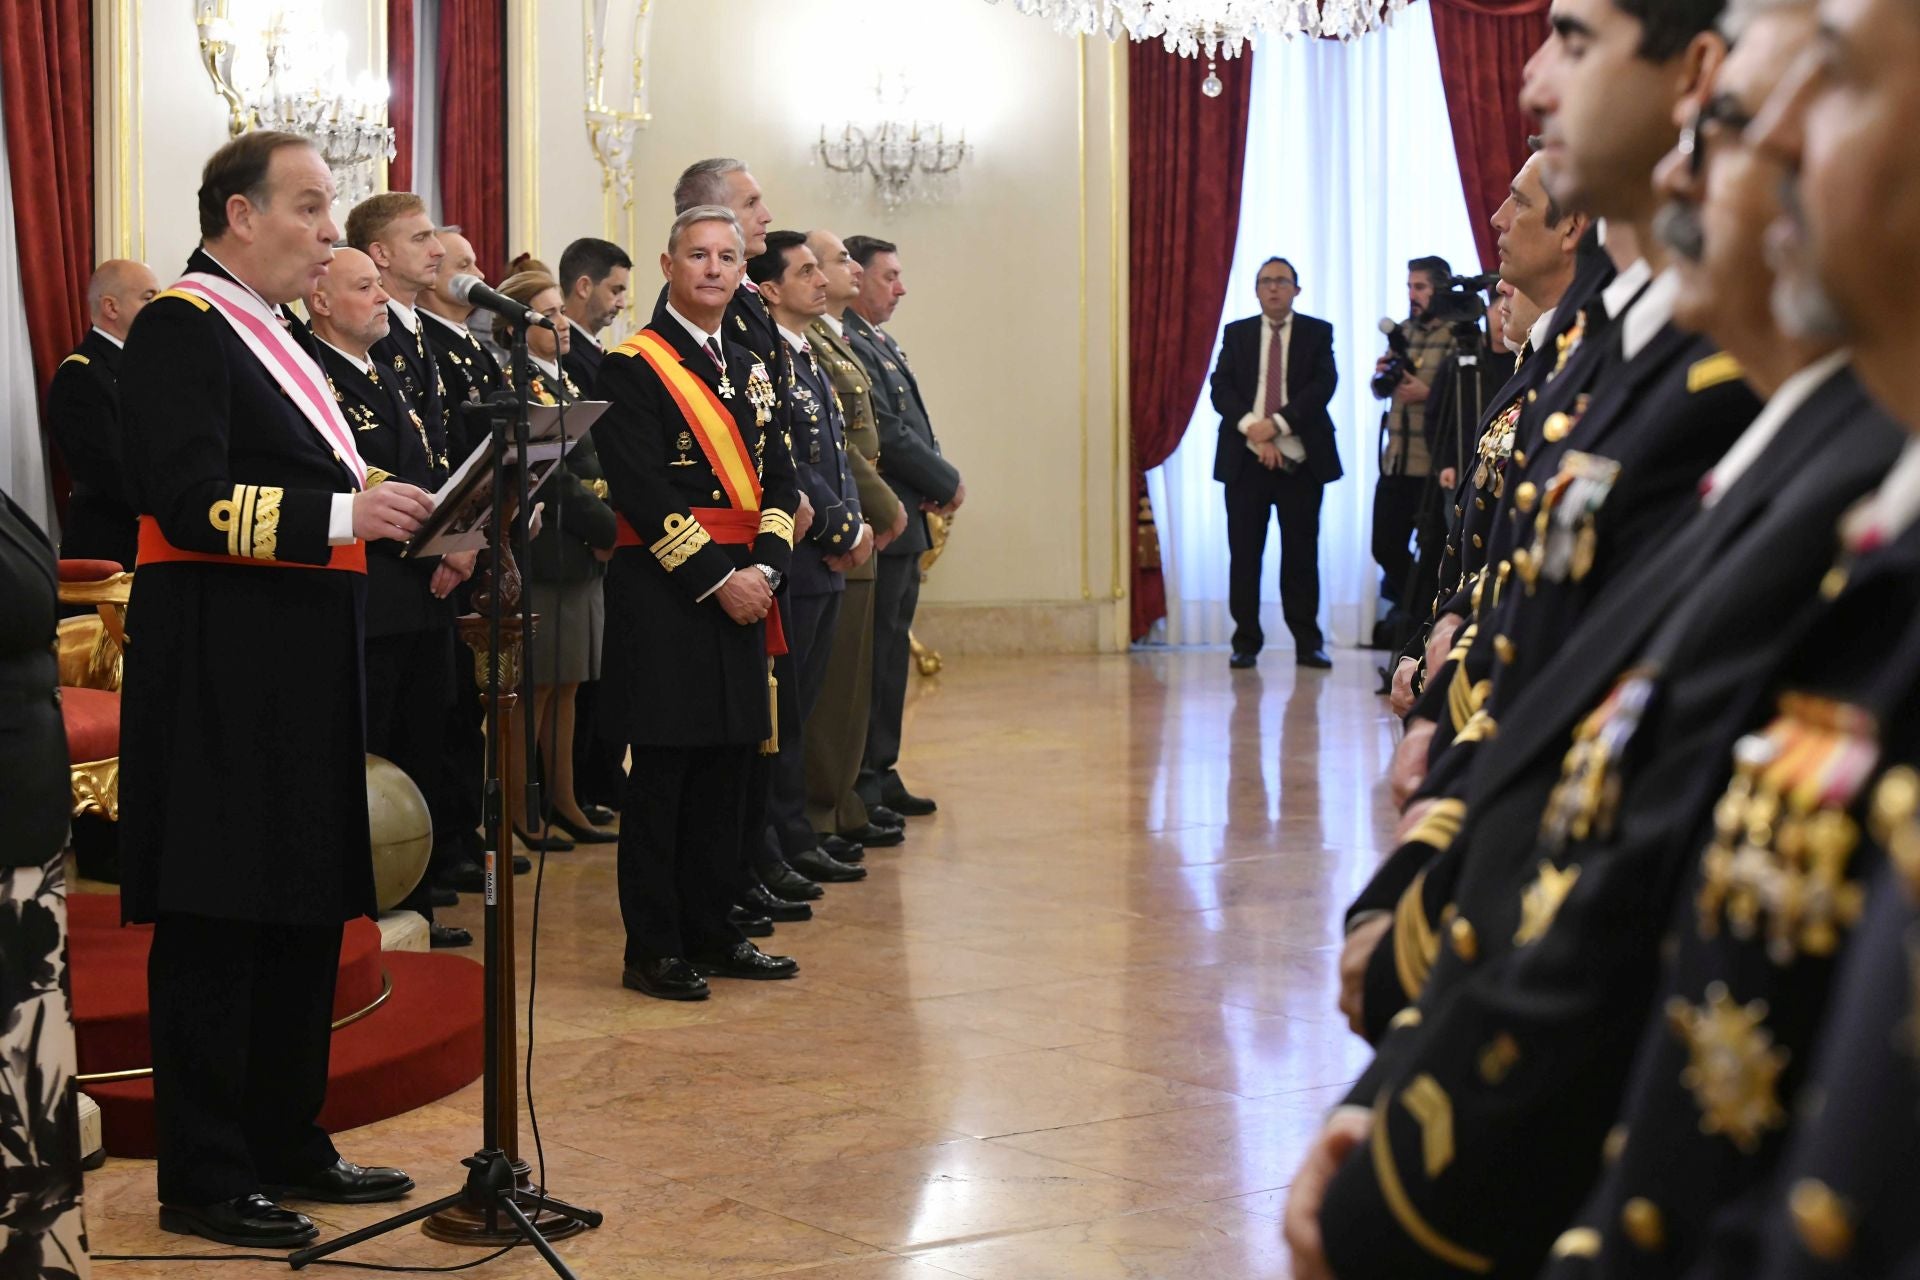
[{"xmin": 1209, "ymin": 256, "xmax": 1342, "ymax": 669}]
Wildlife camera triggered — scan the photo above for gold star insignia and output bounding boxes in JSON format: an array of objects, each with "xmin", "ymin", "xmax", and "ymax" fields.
[
  {"xmin": 1667, "ymin": 982, "xmax": 1789, "ymax": 1153},
  {"xmin": 1515, "ymin": 861, "xmax": 1582, "ymax": 946}
]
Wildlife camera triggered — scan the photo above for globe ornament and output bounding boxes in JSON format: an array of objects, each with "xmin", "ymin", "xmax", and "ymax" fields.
[{"xmin": 366, "ymin": 754, "xmax": 433, "ymax": 912}]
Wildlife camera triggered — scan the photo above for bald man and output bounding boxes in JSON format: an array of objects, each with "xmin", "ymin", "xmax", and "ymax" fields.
[
  {"xmin": 309, "ymin": 249, "xmax": 472, "ymax": 948},
  {"xmin": 50, "ymin": 258, "xmax": 159, "ymax": 566}
]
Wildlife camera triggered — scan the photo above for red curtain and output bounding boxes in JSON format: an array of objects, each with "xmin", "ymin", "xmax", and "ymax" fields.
[
  {"xmin": 2, "ymin": 0, "xmax": 92, "ymax": 518},
  {"xmin": 1429, "ymin": 0, "xmax": 1551, "ymax": 269},
  {"xmin": 1128, "ymin": 45, "xmax": 1253, "ymax": 640},
  {"xmin": 387, "ymin": 0, "xmax": 415, "ymax": 192},
  {"xmin": 439, "ymin": 0, "xmax": 508, "ymax": 276}
]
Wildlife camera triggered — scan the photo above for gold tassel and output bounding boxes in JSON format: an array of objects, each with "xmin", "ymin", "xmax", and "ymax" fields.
[{"xmin": 760, "ymin": 660, "xmax": 779, "ymax": 755}]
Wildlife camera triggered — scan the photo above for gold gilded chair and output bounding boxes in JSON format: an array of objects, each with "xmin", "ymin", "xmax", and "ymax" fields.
[{"xmin": 57, "ymin": 561, "xmax": 132, "ymax": 879}]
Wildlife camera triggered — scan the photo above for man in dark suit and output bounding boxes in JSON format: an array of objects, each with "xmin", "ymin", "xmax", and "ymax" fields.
[
  {"xmin": 47, "ymin": 258, "xmax": 158, "ymax": 567},
  {"xmin": 595, "ymin": 205, "xmax": 802, "ymax": 1001},
  {"xmin": 308, "ymin": 247, "xmax": 471, "ymax": 949},
  {"xmin": 1209, "ymin": 256, "xmax": 1341, "ymax": 670},
  {"xmin": 843, "ymin": 235, "xmax": 963, "ymax": 818},
  {"xmin": 752, "ymin": 231, "xmax": 872, "ymax": 911},
  {"xmin": 119, "ymin": 131, "xmax": 424, "ymax": 1249}
]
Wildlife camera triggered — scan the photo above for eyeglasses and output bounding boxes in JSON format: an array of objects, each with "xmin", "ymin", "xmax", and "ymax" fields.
[{"xmin": 1678, "ymin": 93, "xmax": 1757, "ymax": 179}]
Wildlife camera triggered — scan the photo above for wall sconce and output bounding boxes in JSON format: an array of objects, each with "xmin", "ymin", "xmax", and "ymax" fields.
[
  {"xmin": 195, "ymin": 1, "xmax": 395, "ymax": 208},
  {"xmin": 582, "ymin": 0, "xmax": 656, "ymax": 210},
  {"xmin": 816, "ymin": 74, "xmax": 971, "ymax": 213}
]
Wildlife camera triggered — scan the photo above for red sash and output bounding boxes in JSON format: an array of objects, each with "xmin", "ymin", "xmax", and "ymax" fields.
[
  {"xmin": 136, "ymin": 515, "xmax": 368, "ymax": 574},
  {"xmin": 615, "ymin": 507, "xmax": 786, "ymax": 655}
]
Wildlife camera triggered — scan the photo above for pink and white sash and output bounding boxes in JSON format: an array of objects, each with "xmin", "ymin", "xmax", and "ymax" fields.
[{"xmin": 173, "ymin": 272, "xmax": 369, "ymax": 489}]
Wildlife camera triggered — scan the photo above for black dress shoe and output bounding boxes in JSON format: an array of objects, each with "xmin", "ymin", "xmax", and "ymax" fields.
[
  {"xmin": 1229, "ymin": 651, "xmax": 1258, "ymax": 670},
  {"xmin": 866, "ymin": 804, "xmax": 907, "ymax": 830},
  {"xmin": 760, "ymin": 860, "xmax": 825, "ymax": 901},
  {"xmin": 881, "ymin": 790, "xmax": 937, "ymax": 817},
  {"xmin": 160, "ymin": 1194, "xmax": 317, "ymax": 1248},
  {"xmin": 728, "ymin": 906, "xmax": 775, "ymax": 937},
  {"xmin": 834, "ymin": 822, "xmax": 903, "ymax": 849},
  {"xmin": 264, "ymin": 1158, "xmax": 415, "ymax": 1205},
  {"xmin": 792, "ymin": 847, "xmax": 867, "ymax": 882},
  {"xmin": 691, "ymin": 941, "xmax": 799, "ymax": 980},
  {"xmin": 434, "ymin": 857, "xmax": 485, "ymax": 893},
  {"xmin": 427, "ymin": 885, "xmax": 459, "ymax": 909},
  {"xmin": 817, "ymin": 836, "xmax": 866, "ymax": 864},
  {"xmin": 744, "ymin": 882, "xmax": 813, "ymax": 921},
  {"xmin": 551, "ymin": 813, "xmax": 618, "ymax": 843},
  {"xmin": 513, "ymin": 853, "xmax": 533, "ymax": 874},
  {"xmin": 1297, "ymin": 648, "xmax": 1334, "ymax": 669},
  {"xmin": 429, "ymin": 923, "xmax": 473, "ymax": 949},
  {"xmin": 580, "ymin": 803, "xmax": 618, "ymax": 825},
  {"xmin": 623, "ymin": 957, "xmax": 709, "ymax": 1001},
  {"xmin": 515, "ymin": 826, "xmax": 575, "ymax": 852}
]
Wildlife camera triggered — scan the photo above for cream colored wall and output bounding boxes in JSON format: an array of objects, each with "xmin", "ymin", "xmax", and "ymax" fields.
[
  {"xmin": 94, "ymin": 0, "xmax": 390, "ymax": 274},
  {"xmin": 508, "ymin": 0, "xmax": 1131, "ymax": 650}
]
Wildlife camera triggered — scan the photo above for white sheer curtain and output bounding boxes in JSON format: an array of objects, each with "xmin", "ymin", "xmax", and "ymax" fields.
[
  {"xmin": 0, "ymin": 62, "xmax": 55, "ymax": 533},
  {"xmin": 1149, "ymin": 5, "xmax": 1480, "ymax": 649}
]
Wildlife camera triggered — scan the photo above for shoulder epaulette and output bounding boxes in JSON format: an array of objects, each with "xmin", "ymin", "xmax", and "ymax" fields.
[
  {"xmin": 1688, "ymin": 352, "xmax": 1743, "ymax": 394},
  {"xmin": 152, "ymin": 288, "xmax": 212, "ymax": 312},
  {"xmin": 60, "ymin": 353, "xmax": 89, "ymax": 367}
]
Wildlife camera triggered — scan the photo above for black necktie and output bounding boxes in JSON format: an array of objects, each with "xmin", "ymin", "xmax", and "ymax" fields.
[{"xmin": 704, "ymin": 337, "xmax": 725, "ymax": 373}]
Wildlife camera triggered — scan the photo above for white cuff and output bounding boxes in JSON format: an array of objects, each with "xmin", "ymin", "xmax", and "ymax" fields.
[
  {"xmin": 1346, "ymin": 908, "xmax": 1389, "ymax": 935},
  {"xmin": 697, "ymin": 567, "xmax": 734, "ymax": 602},
  {"xmin": 327, "ymin": 493, "xmax": 356, "ymax": 546},
  {"xmin": 854, "ymin": 522, "xmax": 872, "ymax": 550},
  {"xmin": 1236, "ymin": 412, "xmax": 1261, "ymax": 436},
  {"xmin": 1272, "ymin": 414, "xmax": 1294, "ymax": 437}
]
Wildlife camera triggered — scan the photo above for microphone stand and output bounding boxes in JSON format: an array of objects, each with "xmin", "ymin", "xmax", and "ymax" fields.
[{"xmin": 289, "ymin": 323, "xmax": 601, "ymax": 1278}]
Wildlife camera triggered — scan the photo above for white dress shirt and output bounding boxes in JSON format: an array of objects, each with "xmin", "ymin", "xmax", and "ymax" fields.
[
  {"xmin": 1236, "ymin": 311, "xmax": 1308, "ymax": 464},
  {"xmin": 1702, "ymin": 350, "xmax": 1848, "ymax": 507}
]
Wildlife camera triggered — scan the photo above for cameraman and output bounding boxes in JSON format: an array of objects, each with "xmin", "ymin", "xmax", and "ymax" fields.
[{"xmin": 1369, "ymin": 256, "xmax": 1457, "ymax": 644}]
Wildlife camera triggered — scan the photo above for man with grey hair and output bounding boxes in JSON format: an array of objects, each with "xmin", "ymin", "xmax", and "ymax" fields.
[
  {"xmin": 49, "ymin": 257, "xmax": 159, "ymax": 566},
  {"xmin": 595, "ymin": 204, "xmax": 803, "ymax": 1001}
]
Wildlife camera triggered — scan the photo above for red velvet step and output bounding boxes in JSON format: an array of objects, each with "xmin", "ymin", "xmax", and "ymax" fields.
[{"xmin": 67, "ymin": 894, "xmax": 483, "ymax": 1158}]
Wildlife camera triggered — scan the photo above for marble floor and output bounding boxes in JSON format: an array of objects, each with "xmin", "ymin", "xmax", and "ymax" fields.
[{"xmin": 86, "ymin": 648, "xmax": 1400, "ymax": 1279}]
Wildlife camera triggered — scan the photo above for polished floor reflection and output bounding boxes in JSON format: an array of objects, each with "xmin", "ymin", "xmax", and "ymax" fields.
[{"xmin": 87, "ymin": 649, "xmax": 1399, "ymax": 1278}]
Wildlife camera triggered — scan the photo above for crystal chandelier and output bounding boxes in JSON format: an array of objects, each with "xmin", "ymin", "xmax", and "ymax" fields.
[
  {"xmin": 197, "ymin": 3, "xmax": 396, "ymax": 209},
  {"xmin": 816, "ymin": 75, "xmax": 971, "ymax": 214},
  {"xmin": 986, "ymin": 0, "xmax": 1404, "ymax": 70}
]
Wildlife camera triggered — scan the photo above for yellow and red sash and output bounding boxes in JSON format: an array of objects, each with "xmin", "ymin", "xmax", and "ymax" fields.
[{"xmin": 624, "ymin": 327, "xmax": 761, "ymax": 511}]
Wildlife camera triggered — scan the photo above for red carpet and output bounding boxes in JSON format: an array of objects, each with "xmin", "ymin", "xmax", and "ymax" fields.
[{"xmin": 68, "ymin": 894, "xmax": 485, "ymax": 1158}]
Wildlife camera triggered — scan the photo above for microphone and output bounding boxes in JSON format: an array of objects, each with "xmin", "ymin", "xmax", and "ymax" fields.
[
  {"xmin": 1377, "ymin": 316, "xmax": 1411, "ymax": 357},
  {"xmin": 449, "ymin": 274, "xmax": 555, "ymax": 331},
  {"xmin": 1450, "ymin": 272, "xmax": 1502, "ymax": 292}
]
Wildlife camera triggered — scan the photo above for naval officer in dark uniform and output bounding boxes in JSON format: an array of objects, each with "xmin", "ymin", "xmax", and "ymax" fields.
[
  {"xmin": 595, "ymin": 205, "xmax": 802, "ymax": 1001},
  {"xmin": 46, "ymin": 258, "xmax": 158, "ymax": 567},
  {"xmin": 419, "ymin": 228, "xmax": 505, "ymax": 459},
  {"xmin": 118, "ymin": 132, "xmax": 424, "ymax": 1249}
]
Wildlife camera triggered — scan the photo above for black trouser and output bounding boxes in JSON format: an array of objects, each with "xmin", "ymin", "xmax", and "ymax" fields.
[
  {"xmin": 618, "ymin": 743, "xmax": 751, "ymax": 967},
  {"xmin": 1225, "ymin": 466, "xmax": 1324, "ymax": 655},
  {"xmin": 365, "ymin": 626, "xmax": 455, "ymax": 918},
  {"xmin": 858, "ymin": 553, "xmax": 921, "ymax": 806},
  {"xmin": 767, "ymin": 588, "xmax": 842, "ymax": 858},
  {"xmin": 149, "ymin": 914, "xmax": 344, "ymax": 1205},
  {"xmin": 1372, "ymin": 474, "xmax": 1428, "ymax": 606},
  {"xmin": 570, "ymin": 678, "xmax": 627, "ymax": 810}
]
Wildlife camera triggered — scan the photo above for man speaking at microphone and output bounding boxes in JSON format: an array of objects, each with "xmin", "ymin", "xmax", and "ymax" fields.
[
  {"xmin": 119, "ymin": 132, "xmax": 428, "ymax": 1248},
  {"xmin": 1210, "ymin": 255, "xmax": 1342, "ymax": 670}
]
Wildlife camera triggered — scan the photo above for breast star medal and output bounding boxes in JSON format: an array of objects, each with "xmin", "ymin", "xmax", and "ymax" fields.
[{"xmin": 1666, "ymin": 982, "xmax": 1788, "ymax": 1153}]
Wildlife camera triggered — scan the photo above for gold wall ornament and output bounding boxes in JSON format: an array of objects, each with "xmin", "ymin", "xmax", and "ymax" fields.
[
  {"xmin": 581, "ymin": 0, "xmax": 654, "ymax": 216},
  {"xmin": 1666, "ymin": 982, "xmax": 1789, "ymax": 1153}
]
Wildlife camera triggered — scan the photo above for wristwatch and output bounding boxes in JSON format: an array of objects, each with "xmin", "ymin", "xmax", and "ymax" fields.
[{"xmin": 753, "ymin": 563, "xmax": 784, "ymax": 592}]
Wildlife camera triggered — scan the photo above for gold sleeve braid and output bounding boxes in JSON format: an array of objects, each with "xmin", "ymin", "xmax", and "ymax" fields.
[
  {"xmin": 758, "ymin": 509, "xmax": 796, "ymax": 547},
  {"xmin": 650, "ymin": 513, "xmax": 711, "ymax": 571},
  {"xmin": 208, "ymin": 483, "xmax": 285, "ymax": 560}
]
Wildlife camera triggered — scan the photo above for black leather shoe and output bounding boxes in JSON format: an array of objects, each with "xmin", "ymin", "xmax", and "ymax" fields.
[
  {"xmin": 429, "ymin": 923, "xmax": 473, "ymax": 949},
  {"xmin": 817, "ymin": 836, "xmax": 866, "ymax": 864},
  {"xmin": 1297, "ymin": 648, "xmax": 1334, "ymax": 669},
  {"xmin": 513, "ymin": 854, "xmax": 533, "ymax": 874},
  {"xmin": 1229, "ymin": 651, "xmax": 1258, "ymax": 670},
  {"xmin": 744, "ymin": 882, "xmax": 813, "ymax": 921},
  {"xmin": 881, "ymin": 790, "xmax": 937, "ymax": 817},
  {"xmin": 867, "ymin": 804, "xmax": 907, "ymax": 831},
  {"xmin": 692, "ymin": 941, "xmax": 799, "ymax": 980},
  {"xmin": 728, "ymin": 906, "xmax": 775, "ymax": 937},
  {"xmin": 160, "ymin": 1194, "xmax": 317, "ymax": 1248},
  {"xmin": 580, "ymin": 803, "xmax": 618, "ymax": 825},
  {"xmin": 760, "ymin": 860, "xmax": 825, "ymax": 901},
  {"xmin": 835, "ymin": 823, "xmax": 902, "ymax": 849},
  {"xmin": 435, "ymin": 857, "xmax": 485, "ymax": 894},
  {"xmin": 551, "ymin": 813, "xmax": 618, "ymax": 843},
  {"xmin": 792, "ymin": 847, "xmax": 867, "ymax": 882},
  {"xmin": 515, "ymin": 826, "xmax": 574, "ymax": 852},
  {"xmin": 264, "ymin": 1158, "xmax": 415, "ymax": 1205},
  {"xmin": 623, "ymin": 958, "xmax": 709, "ymax": 1001}
]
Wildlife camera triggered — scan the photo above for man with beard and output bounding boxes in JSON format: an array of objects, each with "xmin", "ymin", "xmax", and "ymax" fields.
[
  {"xmin": 119, "ymin": 132, "xmax": 426, "ymax": 1248},
  {"xmin": 1284, "ymin": 0, "xmax": 1908, "ymax": 1273}
]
